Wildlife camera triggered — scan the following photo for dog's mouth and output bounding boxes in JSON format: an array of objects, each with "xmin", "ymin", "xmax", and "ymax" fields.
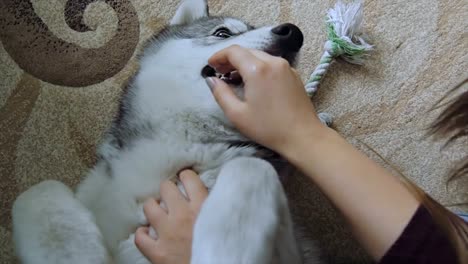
[
  {"xmin": 201, "ymin": 48, "xmax": 297, "ymax": 87},
  {"xmin": 201, "ymin": 65, "xmax": 243, "ymax": 86}
]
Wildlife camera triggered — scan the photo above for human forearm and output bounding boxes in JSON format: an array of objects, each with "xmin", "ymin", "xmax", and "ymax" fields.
[
  {"xmin": 282, "ymin": 126, "xmax": 420, "ymax": 260},
  {"xmin": 207, "ymin": 45, "xmax": 420, "ymax": 261}
]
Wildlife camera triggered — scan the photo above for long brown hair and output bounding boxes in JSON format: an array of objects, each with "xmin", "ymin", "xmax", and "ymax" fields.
[
  {"xmin": 398, "ymin": 79, "xmax": 468, "ymax": 263},
  {"xmin": 425, "ymin": 78, "xmax": 468, "ymax": 263},
  {"xmin": 430, "ymin": 79, "xmax": 468, "ymax": 181},
  {"xmin": 362, "ymin": 78, "xmax": 468, "ymax": 263}
]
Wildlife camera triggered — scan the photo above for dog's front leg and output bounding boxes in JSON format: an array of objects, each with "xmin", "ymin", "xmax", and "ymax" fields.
[
  {"xmin": 191, "ymin": 157, "xmax": 301, "ymax": 264},
  {"xmin": 12, "ymin": 180, "xmax": 111, "ymax": 264}
]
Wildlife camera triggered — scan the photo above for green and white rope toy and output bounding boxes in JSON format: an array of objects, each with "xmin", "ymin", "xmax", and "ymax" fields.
[{"xmin": 305, "ymin": 0, "xmax": 373, "ymax": 97}]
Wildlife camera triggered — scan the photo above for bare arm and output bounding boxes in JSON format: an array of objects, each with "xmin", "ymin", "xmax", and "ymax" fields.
[
  {"xmin": 207, "ymin": 45, "xmax": 420, "ymax": 260},
  {"xmin": 283, "ymin": 126, "xmax": 419, "ymax": 260}
]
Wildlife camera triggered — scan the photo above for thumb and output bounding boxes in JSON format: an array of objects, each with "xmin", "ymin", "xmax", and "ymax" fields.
[{"xmin": 206, "ymin": 77, "xmax": 245, "ymax": 116}]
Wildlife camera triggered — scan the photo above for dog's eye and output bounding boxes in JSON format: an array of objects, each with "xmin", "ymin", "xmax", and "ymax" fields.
[{"xmin": 213, "ymin": 27, "xmax": 232, "ymax": 38}]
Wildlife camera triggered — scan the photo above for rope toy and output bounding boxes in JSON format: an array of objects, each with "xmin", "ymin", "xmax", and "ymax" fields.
[{"xmin": 305, "ymin": 0, "xmax": 373, "ymax": 97}]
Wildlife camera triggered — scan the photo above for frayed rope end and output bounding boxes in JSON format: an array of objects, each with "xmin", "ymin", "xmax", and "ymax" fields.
[
  {"xmin": 326, "ymin": 0, "xmax": 373, "ymax": 64},
  {"xmin": 305, "ymin": 0, "xmax": 374, "ymax": 96}
]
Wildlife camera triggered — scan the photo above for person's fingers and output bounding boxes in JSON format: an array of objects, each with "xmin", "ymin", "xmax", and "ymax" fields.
[
  {"xmin": 206, "ymin": 77, "xmax": 247, "ymax": 120},
  {"xmin": 143, "ymin": 198, "xmax": 167, "ymax": 229},
  {"xmin": 160, "ymin": 180, "xmax": 187, "ymax": 213},
  {"xmin": 159, "ymin": 201, "xmax": 168, "ymax": 213},
  {"xmin": 248, "ymin": 49, "xmax": 283, "ymax": 63},
  {"xmin": 179, "ymin": 170, "xmax": 208, "ymax": 210},
  {"xmin": 135, "ymin": 227, "xmax": 160, "ymax": 260},
  {"xmin": 208, "ymin": 45, "xmax": 266, "ymax": 78}
]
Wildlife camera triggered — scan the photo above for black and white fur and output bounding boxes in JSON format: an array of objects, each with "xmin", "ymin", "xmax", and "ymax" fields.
[{"xmin": 12, "ymin": 0, "xmax": 323, "ymax": 263}]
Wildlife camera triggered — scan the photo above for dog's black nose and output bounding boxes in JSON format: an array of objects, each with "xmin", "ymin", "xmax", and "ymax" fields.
[{"xmin": 271, "ymin": 23, "xmax": 304, "ymax": 52}]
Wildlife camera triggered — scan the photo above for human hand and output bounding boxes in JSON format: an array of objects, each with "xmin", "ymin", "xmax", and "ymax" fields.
[
  {"xmin": 135, "ymin": 170, "xmax": 208, "ymax": 264},
  {"xmin": 206, "ymin": 45, "xmax": 328, "ymax": 155}
]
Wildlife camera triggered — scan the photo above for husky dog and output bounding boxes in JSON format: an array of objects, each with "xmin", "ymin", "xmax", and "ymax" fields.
[{"xmin": 12, "ymin": 0, "xmax": 323, "ymax": 263}]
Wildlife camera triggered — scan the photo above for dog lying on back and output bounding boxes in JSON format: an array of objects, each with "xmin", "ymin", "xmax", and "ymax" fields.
[{"xmin": 13, "ymin": 0, "xmax": 323, "ymax": 263}]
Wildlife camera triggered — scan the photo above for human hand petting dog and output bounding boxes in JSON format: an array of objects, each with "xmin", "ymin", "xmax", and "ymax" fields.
[
  {"xmin": 135, "ymin": 170, "xmax": 208, "ymax": 264},
  {"xmin": 206, "ymin": 45, "xmax": 328, "ymax": 155},
  {"xmin": 207, "ymin": 46, "xmax": 421, "ymax": 261},
  {"xmin": 136, "ymin": 45, "xmax": 326, "ymax": 264}
]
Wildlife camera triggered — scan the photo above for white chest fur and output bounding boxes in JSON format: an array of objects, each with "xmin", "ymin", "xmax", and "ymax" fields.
[{"xmin": 76, "ymin": 137, "xmax": 257, "ymax": 253}]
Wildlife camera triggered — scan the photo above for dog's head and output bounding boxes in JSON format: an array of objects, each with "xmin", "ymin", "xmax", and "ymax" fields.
[{"xmin": 136, "ymin": 0, "xmax": 303, "ymax": 125}]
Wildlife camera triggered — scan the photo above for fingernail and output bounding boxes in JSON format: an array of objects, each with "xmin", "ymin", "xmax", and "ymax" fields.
[
  {"xmin": 179, "ymin": 170, "xmax": 188, "ymax": 180},
  {"xmin": 205, "ymin": 77, "xmax": 217, "ymax": 91}
]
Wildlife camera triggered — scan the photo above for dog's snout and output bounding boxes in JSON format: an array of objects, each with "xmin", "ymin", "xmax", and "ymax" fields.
[{"xmin": 271, "ymin": 23, "xmax": 304, "ymax": 52}]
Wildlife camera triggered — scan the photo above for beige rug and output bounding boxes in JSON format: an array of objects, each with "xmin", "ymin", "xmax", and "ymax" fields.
[{"xmin": 1, "ymin": 0, "xmax": 467, "ymax": 263}]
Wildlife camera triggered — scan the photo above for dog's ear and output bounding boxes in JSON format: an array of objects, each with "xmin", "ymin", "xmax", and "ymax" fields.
[{"xmin": 170, "ymin": 0, "xmax": 209, "ymax": 25}]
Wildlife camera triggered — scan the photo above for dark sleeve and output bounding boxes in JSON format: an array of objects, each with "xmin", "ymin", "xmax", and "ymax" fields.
[{"xmin": 379, "ymin": 205, "xmax": 459, "ymax": 264}]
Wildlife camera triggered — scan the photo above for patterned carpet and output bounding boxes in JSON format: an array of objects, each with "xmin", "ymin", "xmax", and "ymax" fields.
[{"xmin": 1, "ymin": 0, "xmax": 467, "ymax": 263}]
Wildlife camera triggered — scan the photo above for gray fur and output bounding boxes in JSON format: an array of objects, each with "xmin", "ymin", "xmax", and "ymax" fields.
[{"xmin": 12, "ymin": 0, "xmax": 322, "ymax": 263}]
